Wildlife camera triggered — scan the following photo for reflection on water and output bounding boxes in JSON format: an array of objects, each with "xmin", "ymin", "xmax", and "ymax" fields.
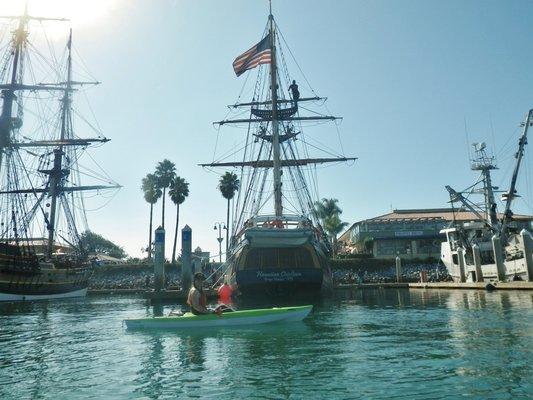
[{"xmin": 0, "ymin": 290, "xmax": 532, "ymax": 399}]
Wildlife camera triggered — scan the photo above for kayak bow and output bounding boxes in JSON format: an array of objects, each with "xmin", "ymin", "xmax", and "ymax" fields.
[{"xmin": 124, "ymin": 305, "xmax": 312, "ymax": 330}]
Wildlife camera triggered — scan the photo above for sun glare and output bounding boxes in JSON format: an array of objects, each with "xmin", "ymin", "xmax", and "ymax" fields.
[{"xmin": 0, "ymin": 0, "xmax": 120, "ymax": 39}]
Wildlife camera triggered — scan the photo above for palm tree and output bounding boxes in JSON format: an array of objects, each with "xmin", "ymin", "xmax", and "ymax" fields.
[
  {"xmin": 141, "ymin": 173, "xmax": 162, "ymax": 260},
  {"xmin": 314, "ymin": 198, "xmax": 347, "ymax": 257},
  {"xmin": 154, "ymin": 159, "xmax": 176, "ymax": 229},
  {"xmin": 324, "ymin": 214, "xmax": 349, "ymax": 258},
  {"xmin": 314, "ymin": 198, "xmax": 342, "ymax": 222},
  {"xmin": 169, "ymin": 176, "xmax": 189, "ymax": 264},
  {"xmin": 218, "ymin": 172, "xmax": 239, "ymax": 253}
]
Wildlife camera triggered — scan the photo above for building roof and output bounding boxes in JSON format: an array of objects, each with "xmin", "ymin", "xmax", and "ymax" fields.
[
  {"xmin": 361, "ymin": 208, "xmax": 532, "ymax": 223},
  {"xmin": 339, "ymin": 208, "xmax": 533, "ymax": 242}
]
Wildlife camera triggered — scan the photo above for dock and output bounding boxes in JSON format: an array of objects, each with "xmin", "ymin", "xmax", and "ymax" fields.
[
  {"xmin": 88, "ymin": 281, "xmax": 533, "ymax": 299},
  {"xmin": 335, "ymin": 281, "xmax": 533, "ymax": 290},
  {"xmin": 408, "ymin": 281, "xmax": 533, "ymax": 290}
]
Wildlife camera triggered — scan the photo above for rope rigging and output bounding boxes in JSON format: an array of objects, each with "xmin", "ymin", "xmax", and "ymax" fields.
[
  {"xmin": 0, "ymin": 13, "xmax": 118, "ymax": 261},
  {"xmin": 201, "ymin": 13, "xmax": 354, "ymax": 249}
]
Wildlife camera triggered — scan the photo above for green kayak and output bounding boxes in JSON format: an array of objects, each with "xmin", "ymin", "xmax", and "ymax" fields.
[{"xmin": 124, "ymin": 305, "xmax": 312, "ymax": 330}]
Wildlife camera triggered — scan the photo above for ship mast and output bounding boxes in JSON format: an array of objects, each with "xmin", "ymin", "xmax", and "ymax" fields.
[
  {"xmin": 201, "ymin": 1, "xmax": 356, "ymax": 227},
  {"xmin": 0, "ymin": 8, "xmax": 68, "ymax": 176},
  {"xmin": 500, "ymin": 108, "xmax": 533, "ymax": 237},
  {"xmin": 269, "ymin": 9, "xmax": 282, "ymax": 217},
  {"xmin": 0, "ymin": 8, "xmax": 27, "ymax": 175},
  {"xmin": 46, "ymin": 30, "xmax": 73, "ymax": 258}
]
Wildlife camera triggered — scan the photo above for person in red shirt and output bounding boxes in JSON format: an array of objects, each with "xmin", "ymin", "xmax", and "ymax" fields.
[{"xmin": 217, "ymin": 275, "xmax": 234, "ymax": 305}]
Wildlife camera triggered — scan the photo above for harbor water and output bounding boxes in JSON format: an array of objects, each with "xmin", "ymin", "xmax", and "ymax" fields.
[{"xmin": 1, "ymin": 289, "xmax": 532, "ymax": 399}]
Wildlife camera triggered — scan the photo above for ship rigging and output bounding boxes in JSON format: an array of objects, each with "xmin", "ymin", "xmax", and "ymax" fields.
[
  {"xmin": 0, "ymin": 6, "xmax": 119, "ymax": 300},
  {"xmin": 201, "ymin": 6, "xmax": 355, "ymax": 296}
]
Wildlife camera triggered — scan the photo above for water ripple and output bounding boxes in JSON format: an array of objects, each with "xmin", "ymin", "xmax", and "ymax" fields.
[{"xmin": 0, "ymin": 289, "xmax": 532, "ymax": 399}]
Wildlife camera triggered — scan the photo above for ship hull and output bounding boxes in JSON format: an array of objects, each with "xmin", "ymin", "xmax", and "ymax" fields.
[
  {"xmin": 235, "ymin": 267, "xmax": 328, "ymax": 297},
  {"xmin": 227, "ymin": 226, "xmax": 332, "ymax": 298},
  {"xmin": 0, "ymin": 265, "xmax": 91, "ymax": 302},
  {"xmin": 441, "ymin": 239, "xmax": 532, "ymax": 282},
  {"xmin": 443, "ymin": 259, "xmax": 530, "ymax": 283},
  {"xmin": 0, "ymin": 286, "xmax": 88, "ymax": 301}
]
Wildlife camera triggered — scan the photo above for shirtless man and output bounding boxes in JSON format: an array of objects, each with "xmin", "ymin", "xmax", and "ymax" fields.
[
  {"xmin": 187, "ymin": 272, "xmax": 224, "ymax": 315},
  {"xmin": 187, "ymin": 272, "xmax": 210, "ymax": 315}
]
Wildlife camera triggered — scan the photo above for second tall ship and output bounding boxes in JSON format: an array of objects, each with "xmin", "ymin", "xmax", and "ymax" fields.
[
  {"xmin": 201, "ymin": 7, "xmax": 355, "ymax": 296},
  {"xmin": 0, "ymin": 8, "xmax": 119, "ymax": 301}
]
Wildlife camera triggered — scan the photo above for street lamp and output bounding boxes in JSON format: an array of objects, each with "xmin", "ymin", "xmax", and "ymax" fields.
[{"xmin": 214, "ymin": 222, "xmax": 227, "ymax": 263}]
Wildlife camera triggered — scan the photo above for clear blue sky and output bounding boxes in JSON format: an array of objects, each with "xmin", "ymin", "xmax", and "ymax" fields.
[{"xmin": 4, "ymin": 0, "xmax": 533, "ymax": 258}]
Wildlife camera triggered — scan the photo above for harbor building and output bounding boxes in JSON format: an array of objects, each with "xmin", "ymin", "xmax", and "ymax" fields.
[{"xmin": 339, "ymin": 208, "xmax": 533, "ymax": 260}]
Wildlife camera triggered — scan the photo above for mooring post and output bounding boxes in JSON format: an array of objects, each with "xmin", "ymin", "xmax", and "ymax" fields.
[
  {"xmin": 395, "ymin": 256, "xmax": 402, "ymax": 283},
  {"xmin": 154, "ymin": 226, "xmax": 165, "ymax": 292},
  {"xmin": 491, "ymin": 235, "xmax": 506, "ymax": 281},
  {"xmin": 181, "ymin": 225, "xmax": 192, "ymax": 293},
  {"xmin": 472, "ymin": 244, "xmax": 484, "ymax": 282},
  {"xmin": 457, "ymin": 247, "xmax": 466, "ymax": 283},
  {"xmin": 521, "ymin": 229, "xmax": 533, "ymax": 282}
]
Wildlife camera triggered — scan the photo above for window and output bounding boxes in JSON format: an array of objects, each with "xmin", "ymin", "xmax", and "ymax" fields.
[
  {"xmin": 418, "ymin": 239, "xmax": 440, "ymax": 255},
  {"xmin": 376, "ymin": 239, "xmax": 411, "ymax": 256}
]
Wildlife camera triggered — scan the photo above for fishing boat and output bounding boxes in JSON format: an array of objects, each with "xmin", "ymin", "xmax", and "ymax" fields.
[
  {"xmin": 0, "ymin": 7, "xmax": 119, "ymax": 301},
  {"xmin": 124, "ymin": 305, "xmax": 312, "ymax": 330},
  {"xmin": 440, "ymin": 109, "xmax": 533, "ymax": 282},
  {"xmin": 200, "ymin": 4, "xmax": 355, "ymax": 297}
]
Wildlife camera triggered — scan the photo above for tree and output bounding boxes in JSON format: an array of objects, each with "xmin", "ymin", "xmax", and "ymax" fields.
[
  {"xmin": 314, "ymin": 198, "xmax": 347, "ymax": 258},
  {"xmin": 169, "ymin": 176, "xmax": 189, "ymax": 264},
  {"xmin": 141, "ymin": 173, "xmax": 162, "ymax": 260},
  {"xmin": 154, "ymin": 159, "xmax": 176, "ymax": 229},
  {"xmin": 323, "ymin": 214, "xmax": 349, "ymax": 258},
  {"xmin": 79, "ymin": 231, "xmax": 127, "ymax": 259},
  {"xmin": 218, "ymin": 172, "xmax": 239, "ymax": 253},
  {"xmin": 314, "ymin": 198, "xmax": 342, "ymax": 222}
]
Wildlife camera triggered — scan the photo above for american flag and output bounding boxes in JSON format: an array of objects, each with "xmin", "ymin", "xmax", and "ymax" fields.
[{"xmin": 232, "ymin": 34, "xmax": 272, "ymax": 77}]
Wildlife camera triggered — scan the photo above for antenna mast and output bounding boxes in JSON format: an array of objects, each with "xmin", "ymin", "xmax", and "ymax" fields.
[{"xmin": 470, "ymin": 142, "xmax": 498, "ymax": 228}]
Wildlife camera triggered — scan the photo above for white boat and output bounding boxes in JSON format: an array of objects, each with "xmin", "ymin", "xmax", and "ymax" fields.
[{"xmin": 440, "ymin": 110, "xmax": 533, "ymax": 282}]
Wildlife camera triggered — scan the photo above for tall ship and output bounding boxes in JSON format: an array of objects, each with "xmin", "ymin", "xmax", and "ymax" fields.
[
  {"xmin": 440, "ymin": 109, "xmax": 533, "ymax": 282},
  {"xmin": 0, "ymin": 8, "xmax": 119, "ymax": 301},
  {"xmin": 201, "ymin": 6, "xmax": 355, "ymax": 296}
]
